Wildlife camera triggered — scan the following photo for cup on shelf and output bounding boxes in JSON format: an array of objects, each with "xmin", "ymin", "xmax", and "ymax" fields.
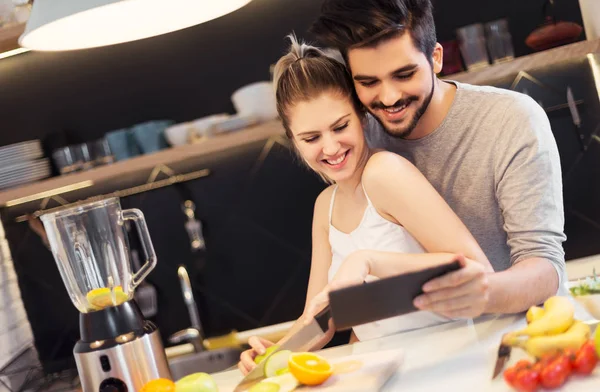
[
  {"xmin": 76, "ymin": 143, "xmax": 95, "ymax": 171},
  {"xmin": 484, "ymin": 19, "xmax": 515, "ymax": 64},
  {"xmin": 130, "ymin": 120, "xmax": 173, "ymax": 154},
  {"xmin": 91, "ymin": 137, "xmax": 115, "ymax": 166},
  {"xmin": 52, "ymin": 146, "xmax": 81, "ymax": 174},
  {"xmin": 456, "ymin": 23, "xmax": 490, "ymax": 71},
  {"xmin": 106, "ymin": 128, "xmax": 141, "ymax": 162}
]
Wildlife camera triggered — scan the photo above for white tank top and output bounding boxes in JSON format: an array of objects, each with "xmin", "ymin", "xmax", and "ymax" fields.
[{"xmin": 328, "ymin": 184, "xmax": 450, "ymax": 341}]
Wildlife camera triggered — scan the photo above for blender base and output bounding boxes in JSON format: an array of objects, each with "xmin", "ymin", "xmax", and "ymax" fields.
[{"xmin": 75, "ymin": 326, "xmax": 171, "ymax": 392}]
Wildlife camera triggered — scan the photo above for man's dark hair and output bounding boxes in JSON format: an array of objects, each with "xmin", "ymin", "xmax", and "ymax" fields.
[{"xmin": 311, "ymin": 0, "xmax": 437, "ymax": 61}]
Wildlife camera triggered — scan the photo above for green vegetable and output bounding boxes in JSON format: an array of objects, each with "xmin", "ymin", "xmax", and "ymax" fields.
[{"xmin": 569, "ymin": 268, "xmax": 600, "ymax": 296}]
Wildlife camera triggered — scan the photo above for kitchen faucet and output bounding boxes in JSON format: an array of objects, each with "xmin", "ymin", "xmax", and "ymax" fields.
[{"xmin": 169, "ymin": 265, "xmax": 205, "ymax": 352}]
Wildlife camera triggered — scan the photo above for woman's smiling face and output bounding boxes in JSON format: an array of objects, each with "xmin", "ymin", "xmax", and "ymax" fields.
[{"xmin": 288, "ymin": 91, "xmax": 367, "ymax": 183}]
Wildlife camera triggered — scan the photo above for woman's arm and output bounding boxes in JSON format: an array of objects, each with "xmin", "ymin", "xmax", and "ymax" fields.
[
  {"xmin": 362, "ymin": 151, "xmax": 493, "ymax": 272},
  {"xmin": 238, "ymin": 187, "xmax": 335, "ymax": 374},
  {"xmin": 278, "ymin": 187, "xmax": 336, "ymax": 346}
]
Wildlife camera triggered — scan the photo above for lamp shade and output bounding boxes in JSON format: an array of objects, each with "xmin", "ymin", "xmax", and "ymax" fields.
[{"xmin": 19, "ymin": 0, "xmax": 253, "ymax": 51}]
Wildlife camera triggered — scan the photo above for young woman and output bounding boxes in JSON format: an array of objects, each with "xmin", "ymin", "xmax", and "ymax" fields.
[{"xmin": 238, "ymin": 35, "xmax": 492, "ymax": 375}]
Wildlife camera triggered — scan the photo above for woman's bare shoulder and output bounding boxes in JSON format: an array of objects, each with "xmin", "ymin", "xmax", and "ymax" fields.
[{"xmin": 363, "ymin": 150, "xmax": 415, "ymax": 183}]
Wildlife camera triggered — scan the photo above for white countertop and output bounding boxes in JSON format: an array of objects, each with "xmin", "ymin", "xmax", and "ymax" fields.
[{"xmin": 210, "ymin": 255, "xmax": 600, "ymax": 391}]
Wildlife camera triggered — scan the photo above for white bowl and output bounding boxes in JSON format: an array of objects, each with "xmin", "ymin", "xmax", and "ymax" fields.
[
  {"xmin": 567, "ymin": 280, "xmax": 600, "ymax": 320},
  {"xmin": 231, "ymin": 81, "xmax": 278, "ymax": 121},
  {"xmin": 164, "ymin": 122, "xmax": 194, "ymax": 146}
]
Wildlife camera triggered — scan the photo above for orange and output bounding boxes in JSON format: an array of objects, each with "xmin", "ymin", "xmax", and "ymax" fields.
[
  {"xmin": 288, "ymin": 352, "xmax": 333, "ymax": 386},
  {"xmin": 139, "ymin": 378, "xmax": 176, "ymax": 392}
]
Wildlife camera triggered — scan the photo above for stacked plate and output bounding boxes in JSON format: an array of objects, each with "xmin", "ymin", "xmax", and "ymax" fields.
[{"xmin": 0, "ymin": 140, "xmax": 51, "ymax": 190}]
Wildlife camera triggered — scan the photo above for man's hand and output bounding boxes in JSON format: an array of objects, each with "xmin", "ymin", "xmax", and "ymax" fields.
[{"xmin": 413, "ymin": 254, "xmax": 490, "ymax": 318}]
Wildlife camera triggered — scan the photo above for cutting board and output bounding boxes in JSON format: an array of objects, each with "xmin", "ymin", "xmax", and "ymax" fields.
[{"xmin": 295, "ymin": 349, "xmax": 403, "ymax": 392}]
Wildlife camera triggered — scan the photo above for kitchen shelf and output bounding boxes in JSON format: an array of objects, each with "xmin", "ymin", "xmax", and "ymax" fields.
[
  {"xmin": 0, "ymin": 23, "xmax": 25, "ymax": 53},
  {"xmin": 443, "ymin": 38, "xmax": 600, "ymax": 85},
  {"xmin": 0, "ymin": 120, "xmax": 285, "ymax": 220}
]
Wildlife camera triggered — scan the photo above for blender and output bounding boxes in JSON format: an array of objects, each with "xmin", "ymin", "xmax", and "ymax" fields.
[{"xmin": 40, "ymin": 197, "xmax": 171, "ymax": 391}]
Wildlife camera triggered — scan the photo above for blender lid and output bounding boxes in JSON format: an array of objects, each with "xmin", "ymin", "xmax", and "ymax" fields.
[{"xmin": 40, "ymin": 197, "xmax": 121, "ymax": 222}]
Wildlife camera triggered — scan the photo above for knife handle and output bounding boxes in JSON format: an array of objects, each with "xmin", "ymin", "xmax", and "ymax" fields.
[{"xmin": 315, "ymin": 305, "xmax": 332, "ymax": 333}]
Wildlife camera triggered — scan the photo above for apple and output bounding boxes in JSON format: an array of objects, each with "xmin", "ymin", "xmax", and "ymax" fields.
[
  {"xmin": 254, "ymin": 345, "xmax": 279, "ymax": 364},
  {"xmin": 175, "ymin": 372, "xmax": 218, "ymax": 392}
]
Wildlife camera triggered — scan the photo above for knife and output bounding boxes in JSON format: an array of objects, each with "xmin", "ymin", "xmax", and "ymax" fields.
[
  {"xmin": 233, "ymin": 306, "xmax": 332, "ymax": 391},
  {"xmin": 492, "ymin": 340, "xmax": 512, "ymax": 379}
]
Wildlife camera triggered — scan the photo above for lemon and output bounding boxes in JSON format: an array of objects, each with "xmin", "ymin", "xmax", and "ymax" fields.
[
  {"xmin": 86, "ymin": 286, "xmax": 129, "ymax": 310},
  {"xmin": 253, "ymin": 374, "xmax": 298, "ymax": 392},
  {"xmin": 594, "ymin": 323, "xmax": 600, "ymax": 357}
]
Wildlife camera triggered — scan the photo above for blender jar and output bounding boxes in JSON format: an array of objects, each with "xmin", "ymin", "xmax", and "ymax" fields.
[{"xmin": 40, "ymin": 197, "xmax": 156, "ymax": 313}]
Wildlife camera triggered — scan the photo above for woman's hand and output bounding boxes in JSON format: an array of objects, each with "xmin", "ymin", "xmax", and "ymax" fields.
[
  {"xmin": 304, "ymin": 250, "xmax": 372, "ymax": 323},
  {"xmin": 237, "ymin": 336, "xmax": 275, "ymax": 375}
]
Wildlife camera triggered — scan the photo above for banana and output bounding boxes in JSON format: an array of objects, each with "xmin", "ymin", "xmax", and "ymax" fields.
[
  {"xmin": 526, "ymin": 306, "xmax": 545, "ymax": 324},
  {"xmin": 515, "ymin": 296, "xmax": 574, "ymax": 337},
  {"xmin": 511, "ymin": 320, "xmax": 591, "ymax": 358}
]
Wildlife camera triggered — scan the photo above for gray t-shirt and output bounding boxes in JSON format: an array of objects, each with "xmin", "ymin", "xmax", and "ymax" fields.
[{"xmin": 366, "ymin": 81, "xmax": 566, "ymax": 286}]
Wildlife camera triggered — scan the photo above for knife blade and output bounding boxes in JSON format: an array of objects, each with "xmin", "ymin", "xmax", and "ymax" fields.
[
  {"xmin": 492, "ymin": 341, "xmax": 512, "ymax": 379},
  {"xmin": 329, "ymin": 260, "xmax": 462, "ymax": 330},
  {"xmin": 233, "ymin": 306, "xmax": 332, "ymax": 391}
]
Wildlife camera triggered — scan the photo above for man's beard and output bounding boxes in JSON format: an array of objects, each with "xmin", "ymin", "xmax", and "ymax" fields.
[{"xmin": 368, "ymin": 73, "xmax": 436, "ymax": 139}]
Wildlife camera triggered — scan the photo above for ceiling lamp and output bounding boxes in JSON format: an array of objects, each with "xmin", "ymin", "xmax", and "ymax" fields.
[{"xmin": 19, "ymin": 0, "xmax": 253, "ymax": 51}]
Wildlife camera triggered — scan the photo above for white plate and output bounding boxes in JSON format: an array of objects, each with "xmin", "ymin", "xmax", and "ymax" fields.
[
  {"xmin": 0, "ymin": 159, "xmax": 49, "ymax": 178},
  {"xmin": 0, "ymin": 167, "xmax": 51, "ymax": 190}
]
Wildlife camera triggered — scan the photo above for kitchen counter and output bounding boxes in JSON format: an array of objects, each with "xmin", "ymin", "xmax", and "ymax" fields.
[
  {"xmin": 210, "ymin": 310, "xmax": 599, "ymax": 391},
  {"xmin": 207, "ymin": 256, "xmax": 600, "ymax": 391}
]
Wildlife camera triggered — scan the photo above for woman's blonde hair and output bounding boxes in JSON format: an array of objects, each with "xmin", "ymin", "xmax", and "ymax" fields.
[{"xmin": 273, "ymin": 34, "xmax": 364, "ymax": 183}]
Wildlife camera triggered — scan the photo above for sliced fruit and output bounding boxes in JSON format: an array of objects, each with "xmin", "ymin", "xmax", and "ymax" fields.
[
  {"xmin": 332, "ymin": 360, "xmax": 363, "ymax": 374},
  {"xmin": 264, "ymin": 350, "xmax": 291, "ymax": 377},
  {"xmin": 261, "ymin": 373, "xmax": 299, "ymax": 392},
  {"xmin": 255, "ymin": 345, "xmax": 279, "ymax": 365},
  {"xmin": 140, "ymin": 378, "xmax": 176, "ymax": 392},
  {"xmin": 288, "ymin": 352, "xmax": 333, "ymax": 386},
  {"xmin": 275, "ymin": 368, "xmax": 290, "ymax": 376},
  {"xmin": 86, "ymin": 286, "xmax": 129, "ymax": 310},
  {"xmin": 175, "ymin": 372, "xmax": 218, "ymax": 392},
  {"xmin": 248, "ymin": 382, "xmax": 280, "ymax": 392}
]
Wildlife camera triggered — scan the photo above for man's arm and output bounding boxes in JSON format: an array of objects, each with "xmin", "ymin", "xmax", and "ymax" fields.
[
  {"xmin": 486, "ymin": 257, "xmax": 558, "ymax": 313},
  {"xmin": 489, "ymin": 93, "xmax": 566, "ymax": 311},
  {"xmin": 416, "ymin": 93, "xmax": 566, "ymax": 316}
]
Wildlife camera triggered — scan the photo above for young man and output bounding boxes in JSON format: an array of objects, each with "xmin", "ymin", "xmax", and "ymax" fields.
[{"xmin": 310, "ymin": 0, "xmax": 566, "ymax": 317}]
